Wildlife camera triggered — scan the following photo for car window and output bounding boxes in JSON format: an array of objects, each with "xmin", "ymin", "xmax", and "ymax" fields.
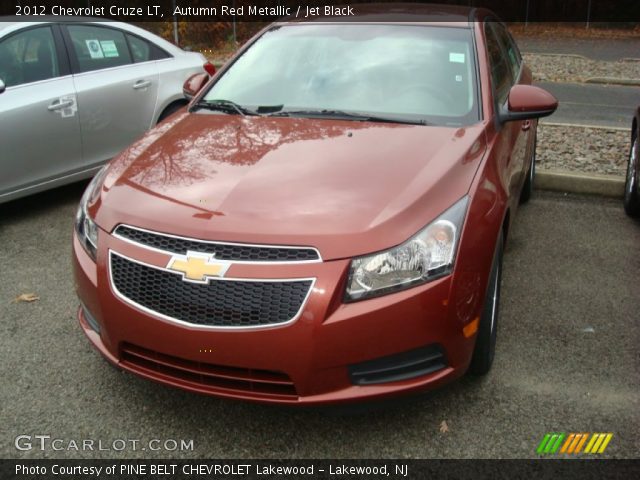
[
  {"xmin": 126, "ymin": 34, "xmax": 151, "ymax": 62},
  {"xmin": 0, "ymin": 26, "xmax": 59, "ymax": 87},
  {"xmin": 490, "ymin": 22, "xmax": 521, "ymax": 82},
  {"xmin": 204, "ymin": 25, "xmax": 479, "ymax": 126},
  {"xmin": 67, "ymin": 25, "xmax": 132, "ymax": 73},
  {"xmin": 484, "ymin": 21, "xmax": 512, "ymax": 106},
  {"xmin": 126, "ymin": 34, "xmax": 171, "ymax": 63}
]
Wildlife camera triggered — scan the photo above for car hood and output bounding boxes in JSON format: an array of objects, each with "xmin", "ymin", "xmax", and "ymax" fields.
[{"xmin": 95, "ymin": 112, "xmax": 486, "ymax": 260}]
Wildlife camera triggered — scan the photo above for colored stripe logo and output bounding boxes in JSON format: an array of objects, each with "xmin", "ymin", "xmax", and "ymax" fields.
[{"xmin": 537, "ymin": 433, "xmax": 613, "ymax": 455}]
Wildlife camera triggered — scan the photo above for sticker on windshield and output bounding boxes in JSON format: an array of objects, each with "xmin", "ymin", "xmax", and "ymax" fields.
[
  {"xmin": 100, "ymin": 40, "xmax": 119, "ymax": 58},
  {"xmin": 449, "ymin": 53, "xmax": 465, "ymax": 63},
  {"xmin": 86, "ymin": 39, "xmax": 104, "ymax": 59}
]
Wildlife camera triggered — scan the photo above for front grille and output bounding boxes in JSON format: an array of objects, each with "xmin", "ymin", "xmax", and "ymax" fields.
[
  {"xmin": 121, "ymin": 343, "xmax": 297, "ymax": 397},
  {"xmin": 114, "ymin": 225, "xmax": 320, "ymax": 262},
  {"xmin": 349, "ymin": 345, "xmax": 447, "ymax": 385},
  {"xmin": 110, "ymin": 253, "xmax": 313, "ymax": 328}
]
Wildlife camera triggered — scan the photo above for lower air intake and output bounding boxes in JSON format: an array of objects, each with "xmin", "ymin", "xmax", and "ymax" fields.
[
  {"xmin": 121, "ymin": 343, "xmax": 298, "ymax": 398},
  {"xmin": 349, "ymin": 344, "xmax": 447, "ymax": 385}
]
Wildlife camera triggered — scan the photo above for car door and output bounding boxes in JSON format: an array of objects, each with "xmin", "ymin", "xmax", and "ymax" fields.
[
  {"xmin": 62, "ymin": 24, "xmax": 160, "ymax": 168},
  {"xmin": 0, "ymin": 24, "xmax": 82, "ymax": 199},
  {"xmin": 484, "ymin": 21, "xmax": 522, "ymax": 209}
]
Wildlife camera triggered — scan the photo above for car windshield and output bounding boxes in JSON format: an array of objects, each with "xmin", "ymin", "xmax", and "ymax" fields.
[{"xmin": 202, "ymin": 24, "xmax": 479, "ymax": 126}]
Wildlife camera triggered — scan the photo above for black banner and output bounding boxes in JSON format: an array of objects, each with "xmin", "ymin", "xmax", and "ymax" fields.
[{"xmin": 3, "ymin": 459, "xmax": 640, "ymax": 480}]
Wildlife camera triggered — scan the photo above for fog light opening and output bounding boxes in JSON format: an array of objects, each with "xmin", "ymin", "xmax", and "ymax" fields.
[{"xmin": 81, "ymin": 303, "xmax": 101, "ymax": 335}]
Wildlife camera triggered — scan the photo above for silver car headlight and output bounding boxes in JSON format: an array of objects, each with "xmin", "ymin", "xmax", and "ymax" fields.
[
  {"xmin": 346, "ymin": 196, "xmax": 469, "ymax": 301},
  {"xmin": 75, "ymin": 166, "xmax": 108, "ymax": 261}
]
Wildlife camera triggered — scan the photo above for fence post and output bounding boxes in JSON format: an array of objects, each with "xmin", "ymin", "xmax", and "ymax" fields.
[
  {"xmin": 172, "ymin": 0, "xmax": 179, "ymax": 45},
  {"xmin": 233, "ymin": 0, "xmax": 237, "ymax": 44}
]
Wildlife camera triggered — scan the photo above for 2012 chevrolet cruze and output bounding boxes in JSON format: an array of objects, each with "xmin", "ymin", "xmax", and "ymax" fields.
[{"xmin": 73, "ymin": 5, "xmax": 558, "ymax": 405}]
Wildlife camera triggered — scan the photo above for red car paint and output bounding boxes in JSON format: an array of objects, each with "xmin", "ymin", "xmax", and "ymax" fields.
[{"xmin": 73, "ymin": 5, "xmax": 557, "ymax": 405}]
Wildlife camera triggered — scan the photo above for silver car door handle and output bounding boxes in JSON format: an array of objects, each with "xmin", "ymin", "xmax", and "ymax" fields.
[
  {"xmin": 133, "ymin": 80, "xmax": 152, "ymax": 89},
  {"xmin": 48, "ymin": 99, "xmax": 74, "ymax": 111}
]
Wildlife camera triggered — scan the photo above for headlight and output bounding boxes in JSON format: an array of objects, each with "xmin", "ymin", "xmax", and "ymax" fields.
[
  {"xmin": 75, "ymin": 166, "xmax": 108, "ymax": 261},
  {"xmin": 346, "ymin": 196, "xmax": 469, "ymax": 301}
]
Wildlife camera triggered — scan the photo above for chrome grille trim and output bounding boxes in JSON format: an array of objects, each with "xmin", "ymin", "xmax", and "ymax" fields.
[
  {"xmin": 113, "ymin": 224, "xmax": 322, "ymax": 264},
  {"xmin": 108, "ymin": 250, "xmax": 316, "ymax": 331}
]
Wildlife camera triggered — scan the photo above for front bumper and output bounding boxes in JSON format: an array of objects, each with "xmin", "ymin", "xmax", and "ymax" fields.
[{"xmin": 73, "ymin": 230, "xmax": 479, "ymax": 406}]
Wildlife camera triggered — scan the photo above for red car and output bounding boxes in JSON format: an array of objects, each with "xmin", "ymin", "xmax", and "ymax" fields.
[{"xmin": 73, "ymin": 5, "xmax": 557, "ymax": 405}]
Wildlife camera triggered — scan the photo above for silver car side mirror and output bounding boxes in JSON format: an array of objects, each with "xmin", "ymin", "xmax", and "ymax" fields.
[{"xmin": 0, "ymin": 78, "xmax": 5, "ymax": 95}]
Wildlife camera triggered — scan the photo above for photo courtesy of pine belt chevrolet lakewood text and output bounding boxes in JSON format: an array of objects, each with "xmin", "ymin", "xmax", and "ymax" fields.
[{"xmin": 72, "ymin": 4, "xmax": 558, "ymax": 405}]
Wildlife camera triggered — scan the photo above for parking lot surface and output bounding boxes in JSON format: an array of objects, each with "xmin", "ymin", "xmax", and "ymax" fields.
[
  {"xmin": 1, "ymin": 186, "xmax": 638, "ymax": 458},
  {"xmin": 537, "ymin": 82, "xmax": 638, "ymax": 128}
]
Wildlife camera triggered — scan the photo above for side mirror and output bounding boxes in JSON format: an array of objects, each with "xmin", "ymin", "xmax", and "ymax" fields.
[
  {"xmin": 500, "ymin": 85, "xmax": 558, "ymax": 123},
  {"xmin": 0, "ymin": 78, "xmax": 5, "ymax": 95},
  {"xmin": 183, "ymin": 73, "xmax": 209, "ymax": 101}
]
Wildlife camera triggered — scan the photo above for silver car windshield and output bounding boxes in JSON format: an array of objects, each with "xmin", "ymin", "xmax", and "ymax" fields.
[{"xmin": 202, "ymin": 24, "xmax": 479, "ymax": 126}]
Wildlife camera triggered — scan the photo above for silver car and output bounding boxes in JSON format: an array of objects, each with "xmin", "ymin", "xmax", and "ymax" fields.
[{"xmin": 0, "ymin": 19, "xmax": 213, "ymax": 203}]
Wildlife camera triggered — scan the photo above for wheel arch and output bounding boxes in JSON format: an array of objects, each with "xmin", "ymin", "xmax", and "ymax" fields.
[
  {"xmin": 501, "ymin": 207, "xmax": 511, "ymax": 244},
  {"xmin": 155, "ymin": 98, "xmax": 189, "ymax": 124}
]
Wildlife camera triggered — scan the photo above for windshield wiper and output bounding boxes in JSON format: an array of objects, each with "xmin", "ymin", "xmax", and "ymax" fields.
[
  {"xmin": 192, "ymin": 99, "xmax": 259, "ymax": 116},
  {"xmin": 268, "ymin": 109, "xmax": 428, "ymax": 125},
  {"xmin": 361, "ymin": 114, "xmax": 428, "ymax": 126},
  {"xmin": 268, "ymin": 109, "xmax": 365, "ymax": 119}
]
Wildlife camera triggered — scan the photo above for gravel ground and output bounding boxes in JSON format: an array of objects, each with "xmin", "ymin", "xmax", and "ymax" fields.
[
  {"xmin": 524, "ymin": 53, "xmax": 640, "ymax": 83},
  {"xmin": 537, "ymin": 124, "xmax": 630, "ymax": 176}
]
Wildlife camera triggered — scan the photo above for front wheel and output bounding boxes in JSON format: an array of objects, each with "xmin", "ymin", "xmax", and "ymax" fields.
[
  {"xmin": 624, "ymin": 135, "xmax": 639, "ymax": 217},
  {"xmin": 468, "ymin": 233, "xmax": 504, "ymax": 376}
]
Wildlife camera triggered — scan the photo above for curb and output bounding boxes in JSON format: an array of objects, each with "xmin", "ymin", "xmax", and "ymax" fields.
[
  {"xmin": 540, "ymin": 121, "xmax": 629, "ymax": 132},
  {"xmin": 523, "ymin": 52, "xmax": 588, "ymax": 60},
  {"xmin": 536, "ymin": 169, "xmax": 624, "ymax": 198},
  {"xmin": 585, "ymin": 77, "xmax": 640, "ymax": 86}
]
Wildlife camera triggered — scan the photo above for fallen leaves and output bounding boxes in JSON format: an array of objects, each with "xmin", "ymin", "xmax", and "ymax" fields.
[
  {"xmin": 13, "ymin": 293, "xmax": 40, "ymax": 303},
  {"xmin": 439, "ymin": 420, "xmax": 449, "ymax": 434}
]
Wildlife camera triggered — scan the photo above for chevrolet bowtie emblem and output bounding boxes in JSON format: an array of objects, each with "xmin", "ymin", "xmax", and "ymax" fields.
[{"xmin": 167, "ymin": 252, "xmax": 231, "ymax": 283}]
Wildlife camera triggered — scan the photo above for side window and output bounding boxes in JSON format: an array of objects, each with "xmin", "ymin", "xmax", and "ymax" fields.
[
  {"xmin": 127, "ymin": 34, "xmax": 151, "ymax": 63},
  {"xmin": 484, "ymin": 22, "xmax": 511, "ymax": 106},
  {"xmin": 126, "ymin": 34, "xmax": 171, "ymax": 63},
  {"xmin": 0, "ymin": 26, "xmax": 59, "ymax": 87},
  {"xmin": 67, "ymin": 25, "xmax": 132, "ymax": 73},
  {"xmin": 491, "ymin": 23, "xmax": 521, "ymax": 82}
]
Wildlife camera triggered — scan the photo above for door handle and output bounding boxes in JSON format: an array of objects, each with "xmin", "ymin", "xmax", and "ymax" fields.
[
  {"xmin": 133, "ymin": 80, "xmax": 151, "ymax": 90},
  {"xmin": 48, "ymin": 99, "xmax": 74, "ymax": 111},
  {"xmin": 522, "ymin": 120, "xmax": 532, "ymax": 131}
]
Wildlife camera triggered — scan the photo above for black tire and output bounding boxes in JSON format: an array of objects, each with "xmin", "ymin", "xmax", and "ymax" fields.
[
  {"xmin": 623, "ymin": 134, "xmax": 640, "ymax": 217},
  {"xmin": 519, "ymin": 133, "xmax": 536, "ymax": 204},
  {"xmin": 468, "ymin": 232, "xmax": 504, "ymax": 376},
  {"xmin": 157, "ymin": 101, "xmax": 187, "ymax": 124}
]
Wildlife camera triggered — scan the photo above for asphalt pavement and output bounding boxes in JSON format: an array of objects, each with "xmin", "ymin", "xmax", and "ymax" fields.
[
  {"xmin": 536, "ymin": 81, "xmax": 639, "ymax": 128},
  {"xmin": 0, "ymin": 186, "xmax": 638, "ymax": 459}
]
